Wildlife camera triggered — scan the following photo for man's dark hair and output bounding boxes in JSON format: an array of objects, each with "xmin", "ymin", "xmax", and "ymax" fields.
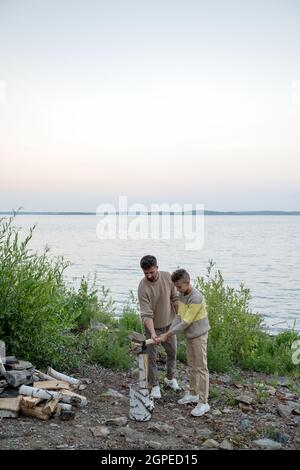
[
  {"xmin": 171, "ymin": 269, "xmax": 190, "ymax": 283},
  {"xmin": 140, "ymin": 255, "xmax": 157, "ymax": 270}
]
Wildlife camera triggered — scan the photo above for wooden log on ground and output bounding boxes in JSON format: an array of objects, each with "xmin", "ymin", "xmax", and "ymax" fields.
[
  {"xmin": 0, "ymin": 357, "xmax": 6, "ymax": 377},
  {"xmin": 33, "ymin": 380, "xmax": 70, "ymax": 390},
  {"xmin": 19, "ymin": 385, "xmax": 60, "ymax": 401},
  {"xmin": 19, "ymin": 385, "xmax": 86, "ymax": 407},
  {"xmin": 3, "ymin": 356, "xmax": 18, "ymax": 365},
  {"xmin": 0, "ymin": 397, "xmax": 21, "ymax": 418},
  {"xmin": 33, "ymin": 369, "xmax": 53, "ymax": 381},
  {"xmin": 47, "ymin": 368, "xmax": 80, "ymax": 387},
  {"xmin": 6, "ymin": 370, "xmax": 33, "ymax": 388},
  {"xmin": 21, "ymin": 396, "xmax": 42, "ymax": 408},
  {"xmin": 7, "ymin": 360, "xmax": 34, "ymax": 371},
  {"xmin": 129, "ymin": 387, "xmax": 154, "ymax": 422},
  {"xmin": 56, "ymin": 402, "xmax": 72, "ymax": 412},
  {"xmin": 59, "ymin": 389, "xmax": 87, "ymax": 407},
  {"xmin": 43, "ymin": 398, "xmax": 60, "ymax": 416},
  {"xmin": 55, "ymin": 403, "xmax": 75, "ymax": 420},
  {"xmin": 20, "ymin": 404, "xmax": 50, "ymax": 420}
]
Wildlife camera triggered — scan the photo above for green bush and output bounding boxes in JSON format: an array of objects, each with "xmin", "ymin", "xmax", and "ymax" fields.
[
  {"xmin": 0, "ymin": 216, "xmax": 79, "ymax": 368},
  {"xmin": 86, "ymin": 328, "xmax": 134, "ymax": 371},
  {"xmin": 83, "ymin": 293, "xmax": 142, "ymax": 371},
  {"xmin": 118, "ymin": 291, "xmax": 142, "ymax": 333},
  {"xmin": 196, "ymin": 260, "xmax": 300, "ymax": 375},
  {"xmin": 70, "ymin": 282, "xmax": 117, "ymax": 331}
]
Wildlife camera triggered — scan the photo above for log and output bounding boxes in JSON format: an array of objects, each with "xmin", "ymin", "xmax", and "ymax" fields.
[
  {"xmin": 129, "ymin": 387, "xmax": 154, "ymax": 422},
  {"xmin": 55, "ymin": 402, "xmax": 73, "ymax": 419},
  {"xmin": 33, "ymin": 380, "xmax": 70, "ymax": 390},
  {"xmin": 0, "ymin": 357, "xmax": 6, "ymax": 377},
  {"xmin": 138, "ymin": 354, "xmax": 149, "ymax": 389},
  {"xmin": 3, "ymin": 356, "xmax": 18, "ymax": 365},
  {"xmin": 55, "ymin": 403, "xmax": 75, "ymax": 420},
  {"xmin": 0, "ymin": 397, "xmax": 21, "ymax": 418},
  {"xmin": 21, "ymin": 396, "xmax": 42, "ymax": 409},
  {"xmin": 43, "ymin": 398, "xmax": 60, "ymax": 416},
  {"xmin": 59, "ymin": 389, "xmax": 87, "ymax": 407},
  {"xmin": 7, "ymin": 360, "xmax": 34, "ymax": 371},
  {"xmin": 33, "ymin": 369, "xmax": 53, "ymax": 381},
  {"xmin": 19, "ymin": 385, "xmax": 87, "ymax": 407},
  {"xmin": 0, "ymin": 379, "xmax": 7, "ymax": 388},
  {"xmin": 19, "ymin": 385, "xmax": 60, "ymax": 401},
  {"xmin": 6, "ymin": 370, "xmax": 33, "ymax": 388},
  {"xmin": 56, "ymin": 402, "xmax": 72, "ymax": 412},
  {"xmin": 47, "ymin": 368, "xmax": 80, "ymax": 387},
  {"xmin": 21, "ymin": 405, "xmax": 50, "ymax": 420}
]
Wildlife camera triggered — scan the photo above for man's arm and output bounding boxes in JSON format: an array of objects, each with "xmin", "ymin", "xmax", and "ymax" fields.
[
  {"xmin": 143, "ymin": 318, "xmax": 158, "ymax": 341},
  {"xmin": 138, "ymin": 285, "xmax": 157, "ymax": 341}
]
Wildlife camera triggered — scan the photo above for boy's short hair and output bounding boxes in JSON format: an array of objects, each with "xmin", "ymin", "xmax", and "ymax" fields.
[
  {"xmin": 140, "ymin": 255, "xmax": 157, "ymax": 270},
  {"xmin": 171, "ymin": 269, "xmax": 190, "ymax": 283}
]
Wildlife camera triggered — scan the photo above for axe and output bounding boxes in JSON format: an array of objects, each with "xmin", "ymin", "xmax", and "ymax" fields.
[{"xmin": 129, "ymin": 331, "xmax": 156, "ymax": 353}]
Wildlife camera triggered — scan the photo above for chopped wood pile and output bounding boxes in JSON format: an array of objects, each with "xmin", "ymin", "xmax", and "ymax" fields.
[{"xmin": 0, "ymin": 356, "xmax": 87, "ymax": 421}]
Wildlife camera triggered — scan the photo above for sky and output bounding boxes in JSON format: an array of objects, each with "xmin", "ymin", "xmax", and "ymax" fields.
[{"xmin": 0, "ymin": 0, "xmax": 300, "ymax": 211}]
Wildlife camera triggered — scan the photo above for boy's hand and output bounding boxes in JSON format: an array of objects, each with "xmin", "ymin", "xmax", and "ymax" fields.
[{"xmin": 156, "ymin": 332, "xmax": 169, "ymax": 343}]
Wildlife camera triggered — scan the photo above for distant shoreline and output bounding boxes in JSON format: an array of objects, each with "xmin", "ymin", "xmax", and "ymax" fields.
[{"xmin": 1, "ymin": 210, "xmax": 300, "ymax": 216}]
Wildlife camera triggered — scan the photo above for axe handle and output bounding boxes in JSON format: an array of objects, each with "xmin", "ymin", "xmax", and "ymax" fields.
[{"xmin": 145, "ymin": 338, "xmax": 156, "ymax": 346}]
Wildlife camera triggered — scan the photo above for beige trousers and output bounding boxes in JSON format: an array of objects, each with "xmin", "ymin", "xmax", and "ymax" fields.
[{"xmin": 186, "ymin": 332, "xmax": 209, "ymax": 403}]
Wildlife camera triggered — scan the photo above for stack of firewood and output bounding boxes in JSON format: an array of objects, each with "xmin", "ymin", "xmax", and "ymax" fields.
[{"xmin": 0, "ymin": 356, "xmax": 87, "ymax": 421}]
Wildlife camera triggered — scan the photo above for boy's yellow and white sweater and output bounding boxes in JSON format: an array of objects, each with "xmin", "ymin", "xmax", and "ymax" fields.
[{"xmin": 169, "ymin": 287, "xmax": 210, "ymax": 338}]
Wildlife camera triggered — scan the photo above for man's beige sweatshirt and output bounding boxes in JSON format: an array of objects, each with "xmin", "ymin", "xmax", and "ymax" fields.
[{"xmin": 138, "ymin": 271, "xmax": 179, "ymax": 328}]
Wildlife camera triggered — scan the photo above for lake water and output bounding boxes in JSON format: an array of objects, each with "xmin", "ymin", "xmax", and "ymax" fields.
[{"xmin": 14, "ymin": 214, "xmax": 300, "ymax": 334}]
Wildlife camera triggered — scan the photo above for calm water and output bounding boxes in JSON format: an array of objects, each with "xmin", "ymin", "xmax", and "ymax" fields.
[{"xmin": 15, "ymin": 215, "xmax": 300, "ymax": 333}]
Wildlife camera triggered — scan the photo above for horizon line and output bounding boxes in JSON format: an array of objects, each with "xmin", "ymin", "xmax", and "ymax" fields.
[{"xmin": 1, "ymin": 210, "xmax": 300, "ymax": 216}]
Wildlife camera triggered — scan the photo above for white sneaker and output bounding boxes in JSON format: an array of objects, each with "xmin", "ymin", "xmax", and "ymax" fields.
[
  {"xmin": 150, "ymin": 385, "xmax": 161, "ymax": 399},
  {"xmin": 177, "ymin": 393, "xmax": 199, "ymax": 405},
  {"xmin": 191, "ymin": 402, "xmax": 210, "ymax": 417},
  {"xmin": 164, "ymin": 378, "xmax": 181, "ymax": 391}
]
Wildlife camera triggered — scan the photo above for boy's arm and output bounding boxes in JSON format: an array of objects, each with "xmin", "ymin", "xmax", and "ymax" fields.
[{"xmin": 169, "ymin": 302, "xmax": 207, "ymax": 335}]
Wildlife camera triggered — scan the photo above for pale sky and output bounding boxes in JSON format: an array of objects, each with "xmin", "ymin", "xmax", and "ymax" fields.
[{"xmin": 0, "ymin": 0, "xmax": 300, "ymax": 211}]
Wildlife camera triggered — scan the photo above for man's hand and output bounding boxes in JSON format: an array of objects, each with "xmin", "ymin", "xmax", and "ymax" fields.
[
  {"xmin": 156, "ymin": 332, "xmax": 169, "ymax": 343},
  {"xmin": 144, "ymin": 318, "xmax": 158, "ymax": 343},
  {"xmin": 151, "ymin": 332, "xmax": 158, "ymax": 343}
]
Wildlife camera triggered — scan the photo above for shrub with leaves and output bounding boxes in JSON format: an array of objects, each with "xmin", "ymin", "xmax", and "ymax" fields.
[{"xmin": 0, "ymin": 216, "xmax": 79, "ymax": 367}]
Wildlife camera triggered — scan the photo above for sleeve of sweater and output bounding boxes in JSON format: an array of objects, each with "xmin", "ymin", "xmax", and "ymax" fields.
[
  {"xmin": 138, "ymin": 283, "xmax": 154, "ymax": 322},
  {"xmin": 169, "ymin": 295, "xmax": 207, "ymax": 335}
]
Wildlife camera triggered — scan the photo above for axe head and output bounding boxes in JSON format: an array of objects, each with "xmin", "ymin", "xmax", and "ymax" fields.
[
  {"xmin": 129, "ymin": 331, "xmax": 145, "ymax": 343},
  {"xmin": 129, "ymin": 331, "xmax": 155, "ymax": 354}
]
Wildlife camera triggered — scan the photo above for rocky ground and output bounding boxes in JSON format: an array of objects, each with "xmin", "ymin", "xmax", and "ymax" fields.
[{"xmin": 0, "ymin": 361, "xmax": 299, "ymax": 450}]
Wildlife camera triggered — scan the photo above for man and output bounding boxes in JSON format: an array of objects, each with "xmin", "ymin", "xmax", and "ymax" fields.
[{"xmin": 138, "ymin": 255, "xmax": 180, "ymax": 398}]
